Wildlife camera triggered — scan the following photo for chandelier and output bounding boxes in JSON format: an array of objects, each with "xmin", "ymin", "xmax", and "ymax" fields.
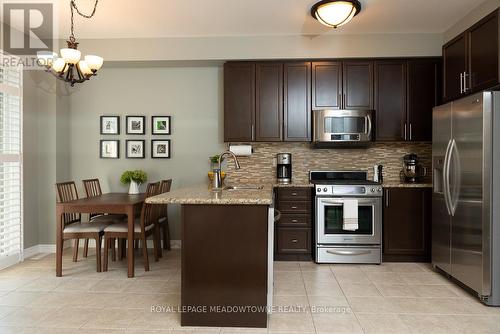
[
  {"xmin": 311, "ymin": 0, "xmax": 362, "ymax": 28},
  {"xmin": 37, "ymin": 0, "xmax": 103, "ymax": 86}
]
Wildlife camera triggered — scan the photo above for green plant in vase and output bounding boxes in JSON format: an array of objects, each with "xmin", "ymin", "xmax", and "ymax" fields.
[
  {"xmin": 120, "ymin": 170, "xmax": 147, "ymax": 194},
  {"xmin": 208, "ymin": 155, "xmax": 226, "ymax": 182}
]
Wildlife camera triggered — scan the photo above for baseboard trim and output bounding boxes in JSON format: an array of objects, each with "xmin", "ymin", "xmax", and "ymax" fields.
[{"xmin": 23, "ymin": 240, "xmax": 181, "ymax": 258}]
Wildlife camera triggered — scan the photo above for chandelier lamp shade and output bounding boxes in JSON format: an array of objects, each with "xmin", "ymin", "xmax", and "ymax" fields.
[
  {"xmin": 37, "ymin": 0, "xmax": 103, "ymax": 86},
  {"xmin": 311, "ymin": 0, "xmax": 362, "ymax": 28}
]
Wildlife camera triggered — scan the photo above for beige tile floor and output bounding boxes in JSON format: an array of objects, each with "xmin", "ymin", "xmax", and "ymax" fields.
[{"xmin": 0, "ymin": 249, "xmax": 499, "ymax": 334}]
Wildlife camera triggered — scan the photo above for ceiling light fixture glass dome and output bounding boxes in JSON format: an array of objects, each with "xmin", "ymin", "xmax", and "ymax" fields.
[{"xmin": 311, "ymin": 0, "xmax": 362, "ymax": 28}]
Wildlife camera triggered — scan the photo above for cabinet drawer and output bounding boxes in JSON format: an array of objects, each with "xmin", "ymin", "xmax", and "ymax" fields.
[
  {"xmin": 277, "ymin": 214, "xmax": 311, "ymax": 227},
  {"xmin": 277, "ymin": 228, "xmax": 311, "ymax": 254},
  {"xmin": 277, "ymin": 201, "xmax": 310, "ymax": 214},
  {"xmin": 277, "ymin": 187, "xmax": 310, "ymax": 201}
]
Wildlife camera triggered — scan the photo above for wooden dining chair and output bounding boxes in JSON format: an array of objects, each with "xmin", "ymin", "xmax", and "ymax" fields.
[
  {"xmin": 55, "ymin": 181, "xmax": 114, "ymax": 272},
  {"xmin": 82, "ymin": 178, "xmax": 126, "ymax": 259},
  {"xmin": 158, "ymin": 179, "xmax": 172, "ymax": 252},
  {"xmin": 102, "ymin": 182, "xmax": 161, "ymax": 272}
]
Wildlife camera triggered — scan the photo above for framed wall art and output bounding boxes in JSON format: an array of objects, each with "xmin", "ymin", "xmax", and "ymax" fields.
[
  {"xmin": 152, "ymin": 116, "xmax": 171, "ymax": 135},
  {"xmin": 126, "ymin": 116, "xmax": 146, "ymax": 135},
  {"xmin": 100, "ymin": 116, "xmax": 120, "ymax": 135},
  {"xmin": 126, "ymin": 140, "xmax": 145, "ymax": 159},
  {"xmin": 100, "ymin": 140, "xmax": 120, "ymax": 159},
  {"xmin": 151, "ymin": 140, "xmax": 171, "ymax": 159}
]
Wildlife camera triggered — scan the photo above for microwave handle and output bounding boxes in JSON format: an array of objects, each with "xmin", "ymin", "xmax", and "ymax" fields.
[{"xmin": 366, "ymin": 115, "xmax": 372, "ymax": 137}]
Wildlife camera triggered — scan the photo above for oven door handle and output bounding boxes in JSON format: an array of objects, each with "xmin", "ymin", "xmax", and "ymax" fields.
[
  {"xmin": 326, "ymin": 249, "xmax": 371, "ymax": 256},
  {"xmin": 319, "ymin": 199, "xmax": 343, "ymax": 205}
]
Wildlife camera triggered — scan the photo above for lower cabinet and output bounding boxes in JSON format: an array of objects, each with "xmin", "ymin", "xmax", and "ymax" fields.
[
  {"xmin": 383, "ymin": 187, "xmax": 432, "ymax": 262},
  {"xmin": 274, "ymin": 187, "xmax": 313, "ymax": 261}
]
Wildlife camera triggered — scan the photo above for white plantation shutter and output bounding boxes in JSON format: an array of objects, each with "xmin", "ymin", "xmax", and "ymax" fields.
[{"xmin": 0, "ymin": 52, "xmax": 23, "ymax": 270}]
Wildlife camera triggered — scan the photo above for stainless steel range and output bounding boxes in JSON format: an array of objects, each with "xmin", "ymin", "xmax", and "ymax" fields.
[{"xmin": 310, "ymin": 171, "xmax": 382, "ymax": 264}]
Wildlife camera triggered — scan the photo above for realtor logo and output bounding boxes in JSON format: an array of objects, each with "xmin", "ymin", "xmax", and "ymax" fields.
[{"xmin": 2, "ymin": 2, "xmax": 53, "ymax": 55}]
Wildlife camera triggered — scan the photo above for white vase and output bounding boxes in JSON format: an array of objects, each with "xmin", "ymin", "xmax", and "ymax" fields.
[{"xmin": 128, "ymin": 180, "xmax": 140, "ymax": 194}]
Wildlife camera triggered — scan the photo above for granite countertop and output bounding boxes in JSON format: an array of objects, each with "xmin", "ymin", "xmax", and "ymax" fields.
[
  {"xmin": 382, "ymin": 183, "xmax": 433, "ymax": 188},
  {"xmin": 145, "ymin": 183, "xmax": 274, "ymax": 205}
]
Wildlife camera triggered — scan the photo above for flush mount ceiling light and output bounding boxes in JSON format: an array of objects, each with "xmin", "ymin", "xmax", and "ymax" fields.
[
  {"xmin": 311, "ymin": 0, "xmax": 362, "ymax": 28},
  {"xmin": 37, "ymin": 0, "xmax": 103, "ymax": 86}
]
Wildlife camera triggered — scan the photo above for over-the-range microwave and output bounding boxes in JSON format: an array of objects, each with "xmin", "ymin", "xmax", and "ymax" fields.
[{"xmin": 313, "ymin": 109, "xmax": 373, "ymax": 147}]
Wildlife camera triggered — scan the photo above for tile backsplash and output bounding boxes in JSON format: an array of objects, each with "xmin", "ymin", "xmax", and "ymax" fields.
[{"xmin": 224, "ymin": 142, "xmax": 432, "ymax": 184}]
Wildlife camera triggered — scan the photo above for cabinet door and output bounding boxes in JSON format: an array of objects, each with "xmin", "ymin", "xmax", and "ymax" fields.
[
  {"xmin": 343, "ymin": 60, "xmax": 374, "ymax": 110},
  {"xmin": 312, "ymin": 61, "xmax": 342, "ymax": 110},
  {"xmin": 284, "ymin": 62, "xmax": 311, "ymax": 142},
  {"xmin": 468, "ymin": 10, "xmax": 499, "ymax": 92},
  {"xmin": 407, "ymin": 59, "xmax": 441, "ymax": 142},
  {"xmin": 224, "ymin": 62, "xmax": 255, "ymax": 142},
  {"xmin": 375, "ymin": 61, "xmax": 407, "ymax": 141},
  {"xmin": 255, "ymin": 63, "xmax": 283, "ymax": 141},
  {"xmin": 443, "ymin": 34, "xmax": 468, "ymax": 102},
  {"xmin": 383, "ymin": 188, "xmax": 431, "ymax": 261}
]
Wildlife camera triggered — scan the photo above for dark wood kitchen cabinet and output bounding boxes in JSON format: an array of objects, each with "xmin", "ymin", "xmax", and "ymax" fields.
[
  {"xmin": 383, "ymin": 187, "xmax": 431, "ymax": 262},
  {"xmin": 312, "ymin": 60, "xmax": 373, "ymax": 110},
  {"xmin": 224, "ymin": 62, "xmax": 255, "ymax": 142},
  {"xmin": 407, "ymin": 59, "xmax": 441, "ymax": 142},
  {"xmin": 284, "ymin": 62, "xmax": 312, "ymax": 141},
  {"xmin": 255, "ymin": 63, "xmax": 283, "ymax": 141},
  {"xmin": 375, "ymin": 60, "xmax": 407, "ymax": 141},
  {"xmin": 443, "ymin": 9, "xmax": 500, "ymax": 102},
  {"xmin": 275, "ymin": 187, "xmax": 312, "ymax": 261}
]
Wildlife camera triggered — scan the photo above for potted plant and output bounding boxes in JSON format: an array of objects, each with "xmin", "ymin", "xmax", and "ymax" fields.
[
  {"xmin": 120, "ymin": 170, "xmax": 148, "ymax": 194},
  {"xmin": 208, "ymin": 155, "xmax": 226, "ymax": 183}
]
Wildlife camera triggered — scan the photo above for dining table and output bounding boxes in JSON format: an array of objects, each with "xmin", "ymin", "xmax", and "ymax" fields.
[{"xmin": 55, "ymin": 192, "xmax": 146, "ymax": 278}]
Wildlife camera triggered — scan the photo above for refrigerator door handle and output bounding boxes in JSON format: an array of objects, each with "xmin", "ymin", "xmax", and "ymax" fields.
[
  {"xmin": 443, "ymin": 138, "xmax": 453, "ymax": 216},
  {"xmin": 450, "ymin": 139, "xmax": 460, "ymax": 216}
]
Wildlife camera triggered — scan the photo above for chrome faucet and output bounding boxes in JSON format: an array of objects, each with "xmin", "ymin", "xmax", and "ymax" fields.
[{"xmin": 213, "ymin": 150, "xmax": 241, "ymax": 189}]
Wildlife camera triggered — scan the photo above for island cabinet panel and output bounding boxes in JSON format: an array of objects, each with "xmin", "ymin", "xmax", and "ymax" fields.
[
  {"xmin": 224, "ymin": 62, "xmax": 255, "ymax": 142},
  {"xmin": 382, "ymin": 188, "xmax": 431, "ymax": 262},
  {"xmin": 312, "ymin": 61, "xmax": 342, "ymax": 110},
  {"xmin": 256, "ymin": 63, "xmax": 283, "ymax": 141},
  {"xmin": 181, "ymin": 204, "xmax": 269, "ymax": 328},
  {"xmin": 343, "ymin": 60, "xmax": 374, "ymax": 110},
  {"xmin": 284, "ymin": 62, "xmax": 312, "ymax": 141},
  {"xmin": 275, "ymin": 187, "xmax": 313, "ymax": 261},
  {"xmin": 374, "ymin": 60, "xmax": 407, "ymax": 141}
]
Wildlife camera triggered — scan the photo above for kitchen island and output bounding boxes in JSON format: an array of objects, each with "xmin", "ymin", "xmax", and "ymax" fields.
[{"xmin": 146, "ymin": 184, "xmax": 274, "ymax": 328}]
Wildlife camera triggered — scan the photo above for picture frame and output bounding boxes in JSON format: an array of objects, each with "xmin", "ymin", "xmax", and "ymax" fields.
[
  {"xmin": 126, "ymin": 116, "xmax": 146, "ymax": 135},
  {"xmin": 100, "ymin": 116, "xmax": 120, "ymax": 135},
  {"xmin": 126, "ymin": 140, "xmax": 145, "ymax": 159},
  {"xmin": 100, "ymin": 140, "xmax": 120, "ymax": 159},
  {"xmin": 151, "ymin": 140, "xmax": 171, "ymax": 159},
  {"xmin": 151, "ymin": 116, "xmax": 171, "ymax": 135}
]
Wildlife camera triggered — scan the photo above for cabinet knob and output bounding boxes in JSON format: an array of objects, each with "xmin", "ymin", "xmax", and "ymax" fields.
[
  {"xmin": 291, "ymin": 206, "xmax": 298, "ymax": 209},
  {"xmin": 291, "ymin": 219, "xmax": 298, "ymax": 223},
  {"xmin": 291, "ymin": 192, "xmax": 298, "ymax": 196},
  {"xmin": 291, "ymin": 239, "xmax": 298, "ymax": 243}
]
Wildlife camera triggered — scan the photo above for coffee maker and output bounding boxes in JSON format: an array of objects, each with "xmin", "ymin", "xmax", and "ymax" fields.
[
  {"xmin": 277, "ymin": 153, "xmax": 292, "ymax": 184},
  {"xmin": 401, "ymin": 153, "xmax": 427, "ymax": 183}
]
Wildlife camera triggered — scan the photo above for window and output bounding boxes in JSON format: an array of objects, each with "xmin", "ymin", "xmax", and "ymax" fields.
[{"xmin": 0, "ymin": 52, "xmax": 23, "ymax": 270}]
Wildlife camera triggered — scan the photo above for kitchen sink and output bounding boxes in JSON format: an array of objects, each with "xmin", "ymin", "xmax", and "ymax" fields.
[{"xmin": 223, "ymin": 185, "xmax": 264, "ymax": 191}]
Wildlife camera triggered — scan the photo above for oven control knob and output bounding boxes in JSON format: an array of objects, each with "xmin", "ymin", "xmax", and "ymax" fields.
[
  {"xmin": 317, "ymin": 188, "xmax": 321, "ymax": 193},
  {"xmin": 377, "ymin": 188, "xmax": 382, "ymax": 192},
  {"xmin": 371, "ymin": 188, "xmax": 375, "ymax": 193},
  {"xmin": 323, "ymin": 187, "xmax": 328, "ymax": 193}
]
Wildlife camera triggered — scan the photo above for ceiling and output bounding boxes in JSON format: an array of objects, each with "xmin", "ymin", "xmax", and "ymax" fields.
[{"xmin": 56, "ymin": 0, "xmax": 484, "ymax": 39}]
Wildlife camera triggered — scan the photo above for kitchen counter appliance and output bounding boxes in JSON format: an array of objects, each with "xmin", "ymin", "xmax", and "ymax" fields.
[
  {"xmin": 310, "ymin": 171, "xmax": 382, "ymax": 264},
  {"xmin": 313, "ymin": 110, "xmax": 373, "ymax": 147},
  {"xmin": 276, "ymin": 153, "xmax": 292, "ymax": 184},
  {"xmin": 432, "ymin": 91, "xmax": 500, "ymax": 306},
  {"xmin": 401, "ymin": 153, "xmax": 427, "ymax": 183}
]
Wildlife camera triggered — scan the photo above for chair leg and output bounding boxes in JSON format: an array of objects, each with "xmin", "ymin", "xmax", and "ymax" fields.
[
  {"xmin": 111, "ymin": 238, "xmax": 116, "ymax": 262},
  {"xmin": 163, "ymin": 221, "xmax": 171, "ymax": 251},
  {"xmin": 103, "ymin": 236, "xmax": 109, "ymax": 272},
  {"xmin": 72, "ymin": 239, "xmax": 79, "ymax": 262},
  {"xmin": 83, "ymin": 239, "xmax": 89, "ymax": 257},
  {"xmin": 117, "ymin": 238, "xmax": 122, "ymax": 261},
  {"xmin": 142, "ymin": 235, "xmax": 149, "ymax": 271},
  {"xmin": 95, "ymin": 236, "xmax": 102, "ymax": 273},
  {"xmin": 153, "ymin": 226, "xmax": 160, "ymax": 262},
  {"xmin": 134, "ymin": 239, "xmax": 139, "ymax": 250}
]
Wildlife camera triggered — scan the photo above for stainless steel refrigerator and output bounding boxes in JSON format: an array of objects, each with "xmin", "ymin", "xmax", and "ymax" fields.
[{"xmin": 432, "ymin": 91, "xmax": 500, "ymax": 306}]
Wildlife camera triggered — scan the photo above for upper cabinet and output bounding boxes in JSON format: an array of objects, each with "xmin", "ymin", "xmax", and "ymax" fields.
[
  {"xmin": 224, "ymin": 61, "xmax": 311, "ymax": 143},
  {"xmin": 224, "ymin": 62, "xmax": 255, "ymax": 142},
  {"xmin": 312, "ymin": 60, "xmax": 373, "ymax": 110},
  {"xmin": 443, "ymin": 9, "xmax": 500, "ymax": 102},
  {"xmin": 284, "ymin": 62, "xmax": 312, "ymax": 142}
]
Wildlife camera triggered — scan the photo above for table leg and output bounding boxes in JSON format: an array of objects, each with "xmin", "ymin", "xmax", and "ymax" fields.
[
  {"xmin": 127, "ymin": 206, "xmax": 135, "ymax": 278},
  {"xmin": 56, "ymin": 206, "xmax": 63, "ymax": 277}
]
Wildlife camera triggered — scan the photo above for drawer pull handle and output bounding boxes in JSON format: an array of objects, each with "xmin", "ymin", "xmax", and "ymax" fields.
[
  {"xmin": 291, "ymin": 193, "xmax": 298, "ymax": 196},
  {"xmin": 291, "ymin": 219, "xmax": 298, "ymax": 223},
  {"xmin": 326, "ymin": 250, "xmax": 371, "ymax": 256},
  {"xmin": 291, "ymin": 206, "xmax": 298, "ymax": 209},
  {"xmin": 291, "ymin": 239, "xmax": 298, "ymax": 243}
]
